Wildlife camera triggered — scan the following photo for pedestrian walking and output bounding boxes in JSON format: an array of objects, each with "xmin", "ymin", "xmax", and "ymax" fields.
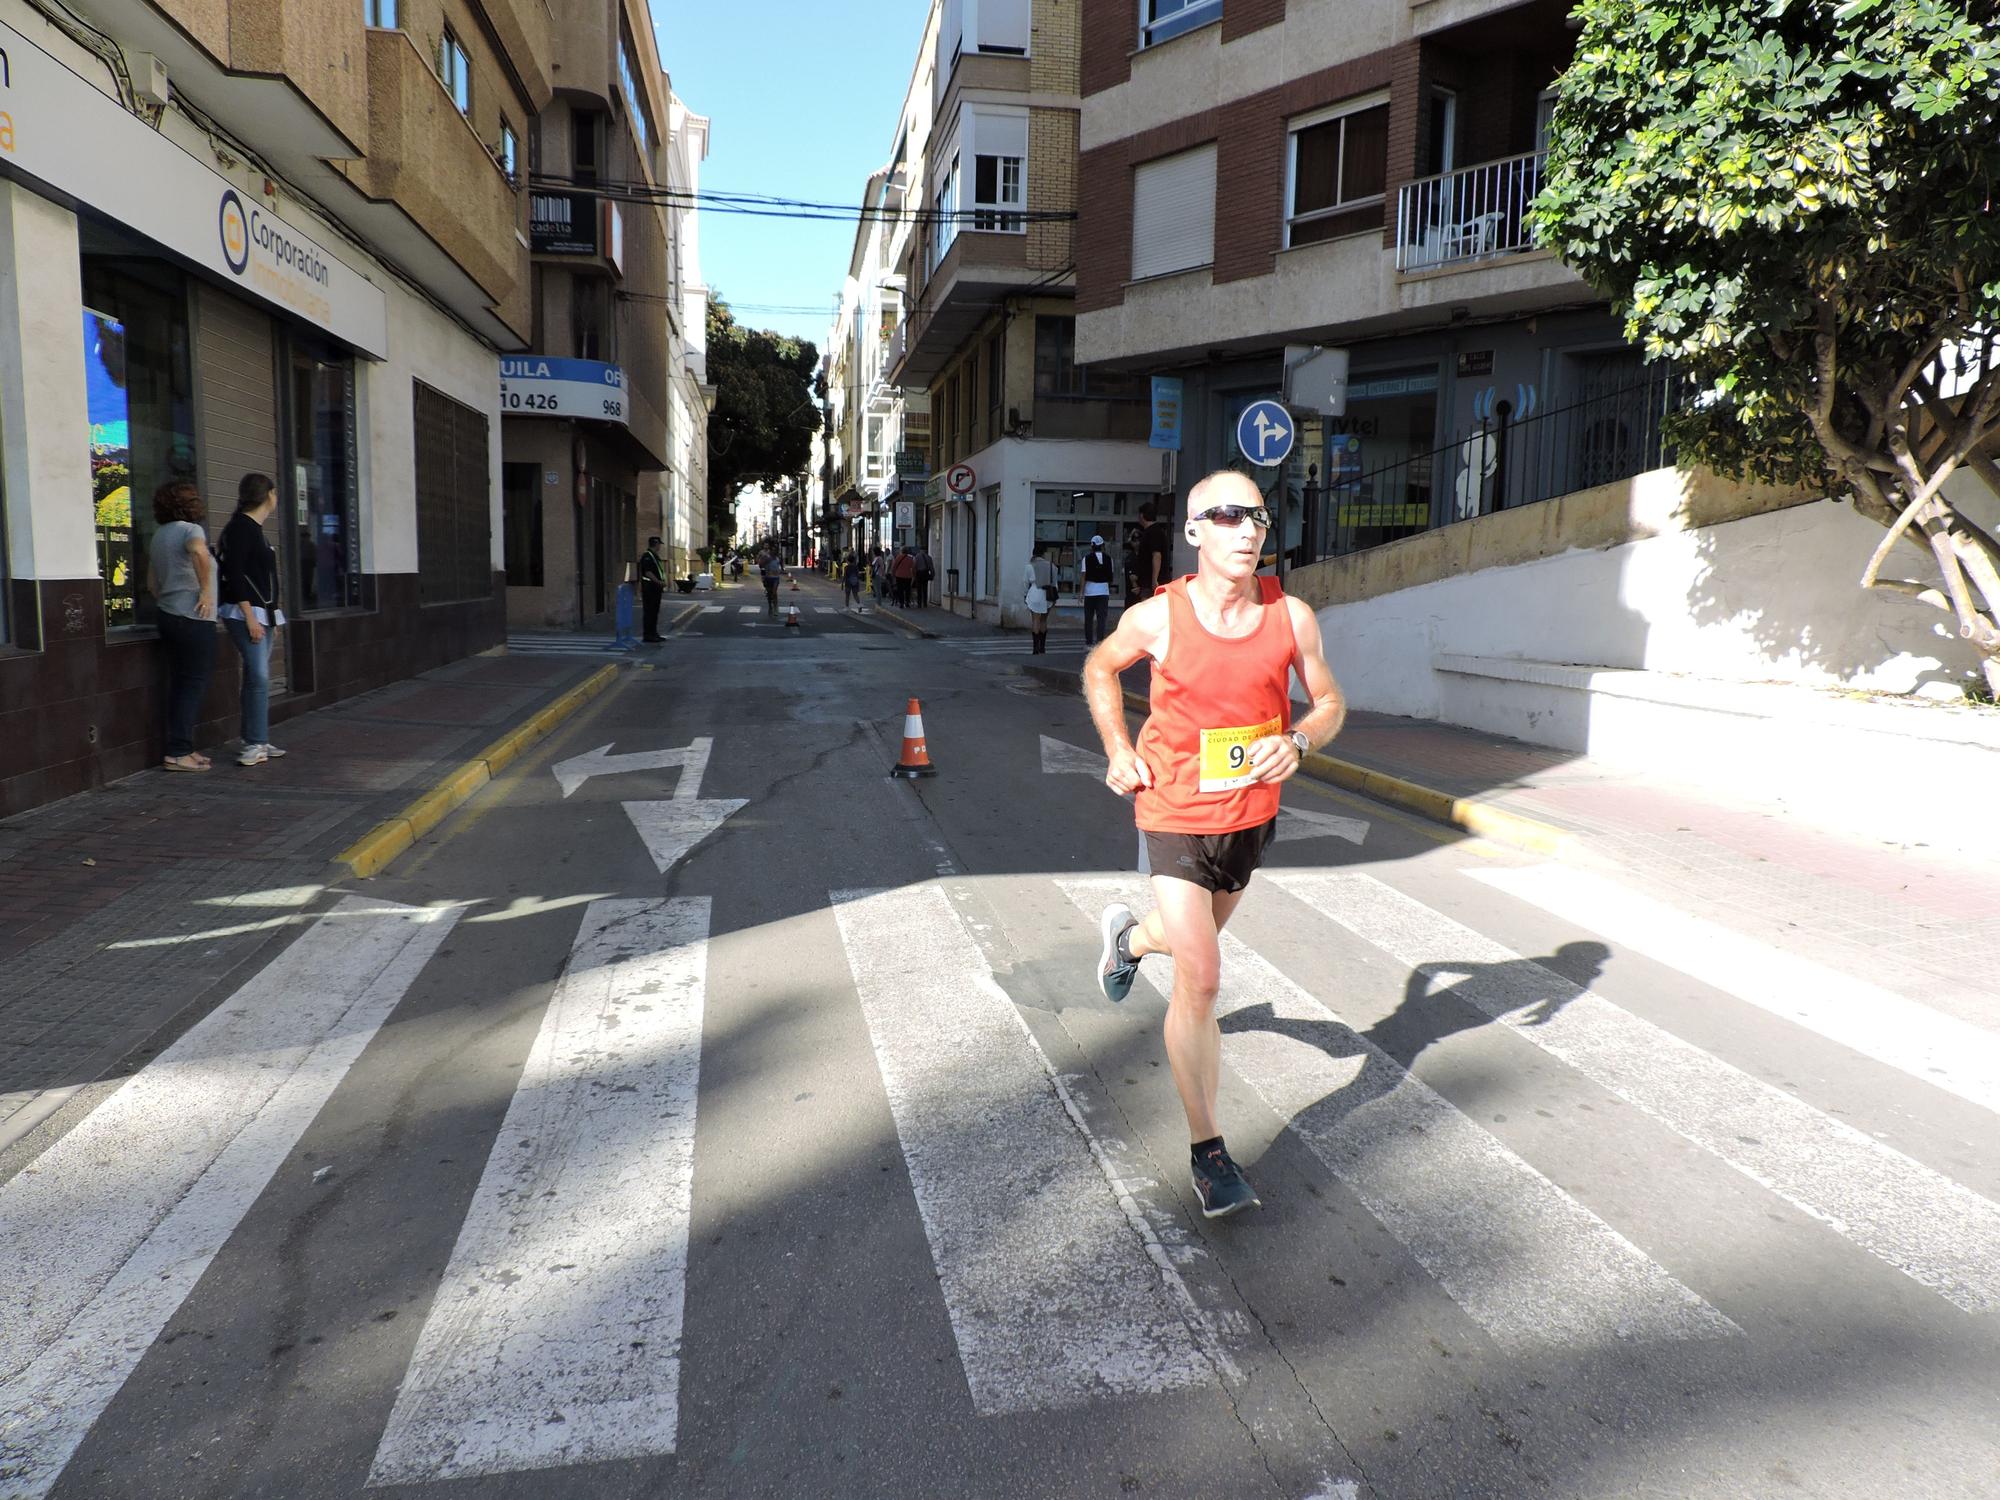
[
  {"xmin": 1122, "ymin": 537, "xmax": 1142, "ymax": 609},
  {"xmin": 759, "ymin": 545, "xmax": 783, "ymax": 617},
  {"xmin": 892, "ymin": 546, "xmax": 916, "ymax": 608},
  {"xmin": 913, "ymin": 545, "xmax": 933, "ymax": 608},
  {"xmin": 1079, "ymin": 533, "xmax": 1114, "ymax": 646},
  {"xmin": 217, "ymin": 473, "xmax": 290, "ymax": 767},
  {"xmin": 638, "ymin": 534, "xmax": 667, "ymax": 641},
  {"xmin": 146, "ymin": 480, "xmax": 218, "ymax": 773},
  {"xmin": 843, "ymin": 551, "xmax": 864, "ymax": 607},
  {"xmin": 1082, "ymin": 470, "xmax": 1347, "ymax": 1218},
  {"xmin": 1023, "ymin": 541, "xmax": 1058, "ymax": 654},
  {"xmin": 872, "ymin": 548, "xmax": 890, "ymax": 602}
]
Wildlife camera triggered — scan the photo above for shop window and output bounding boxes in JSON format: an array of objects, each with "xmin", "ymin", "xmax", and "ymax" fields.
[
  {"xmin": 1141, "ymin": 0, "xmax": 1220, "ymax": 48},
  {"xmin": 1286, "ymin": 96, "xmax": 1390, "ymax": 248},
  {"xmin": 81, "ymin": 249, "xmax": 197, "ymax": 633},
  {"xmin": 414, "ymin": 382, "xmax": 492, "ymax": 605},
  {"xmin": 508, "ymin": 464, "xmax": 548, "ymax": 588},
  {"xmin": 283, "ymin": 335, "xmax": 360, "ymax": 612},
  {"xmin": 365, "ymin": 0, "xmax": 396, "ymax": 26}
]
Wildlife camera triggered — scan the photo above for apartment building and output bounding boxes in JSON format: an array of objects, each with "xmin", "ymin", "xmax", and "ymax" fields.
[
  {"xmin": 500, "ymin": 0, "xmax": 681, "ymax": 629},
  {"xmin": 1072, "ymin": 0, "xmax": 1984, "ymax": 811},
  {"xmin": 883, "ymin": 0, "xmax": 1160, "ymax": 624},
  {"xmin": 666, "ymin": 91, "xmax": 714, "ymax": 577},
  {"xmin": 0, "ymin": 0, "xmax": 549, "ymax": 815}
]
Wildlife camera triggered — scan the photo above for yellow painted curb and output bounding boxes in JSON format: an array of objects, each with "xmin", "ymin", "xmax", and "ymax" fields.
[
  {"xmin": 335, "ymin": 663, "xmax": 621, "ymax": 879},
  {"xmin": 1114, "ymin": 685, "xmax": 1574, "ymax": 859}
]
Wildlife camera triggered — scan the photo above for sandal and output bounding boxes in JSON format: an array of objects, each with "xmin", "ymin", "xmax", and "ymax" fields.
[{"xmin": 163, "ymin": 754, "xmax": 209, "ymax": 772}]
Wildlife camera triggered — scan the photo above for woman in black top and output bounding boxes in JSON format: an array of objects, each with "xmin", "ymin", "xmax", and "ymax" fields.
[{"xmin": 217, "ymin": 473, "xmax": 287, "ymax": 767}]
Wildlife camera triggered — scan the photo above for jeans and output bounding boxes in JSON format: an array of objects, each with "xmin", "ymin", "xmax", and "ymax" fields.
[
  {"xmin": 157, "ymin": 609, "xmax": 217, "ymax": 756},
  {"xmin": 1083, "ymin": 594, "xmax": 1109, "ymax": 645},
  {"xmin": 224, "ymin": 615, "xmax": 271, "ymax": 746}
]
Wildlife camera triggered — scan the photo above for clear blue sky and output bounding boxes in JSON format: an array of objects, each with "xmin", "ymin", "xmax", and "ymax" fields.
[{"xmin": 655, "ymin": 0, "xmax": 931, "ymax": 355}]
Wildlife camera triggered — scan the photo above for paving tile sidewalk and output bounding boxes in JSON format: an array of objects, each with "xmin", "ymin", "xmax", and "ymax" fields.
[{"xmin": 0, "ymin": 652, "xmax": 617, "ymax": 1150}]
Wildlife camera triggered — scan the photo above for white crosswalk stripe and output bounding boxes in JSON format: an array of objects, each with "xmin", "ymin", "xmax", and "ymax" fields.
[
  {"xmin": 738, "ymin": 605, "xmax": 759, "ymax": 614},
  {"xmin": 504, "ymin": 634, "xmax": 624, "ymax": 657},
  {"xmin": 368, "ymin": 898, "xmax": 709, "ymax": 1484},
  {"xmin": 0, "ymin": 898, "xmax": 461, "ymax": 1500},
  {"xmin": 700, "ymin": 605, "xmax": 723, "ymax": 613},
  {"xmin": 1058, "ymin": 878, "xmax": 1737, "ymax": 1351},
  {"xmin": 831, "ymin": 884, "xmax": 1222, "ymax": 1415},
  {"xmin": 1470, "ymin": 864, "xmax": 2000, "ymax": 1117},
  {"xmin": 1270, "ymin": 871, "xmax": 2000, "ymax": 1313}
]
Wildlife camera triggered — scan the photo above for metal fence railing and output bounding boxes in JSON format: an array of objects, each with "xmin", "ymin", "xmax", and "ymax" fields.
[
  {"xmin": 1396, "ymin": 149, "xmax": 1548, "ymax": 273},
  {"xmin": 1301, "ymin": 368, "xmax": 1694, "ymax": 565}
]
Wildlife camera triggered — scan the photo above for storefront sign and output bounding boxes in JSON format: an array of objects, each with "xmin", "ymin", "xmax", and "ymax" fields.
[
  {"xmin": 0, "ymin": 20, "xmax": 388, "ymax": 356},
  {"xmin": 499, "ymin": 356, "xmax": 630, "ymax": 426},
  {"xmin": 1456, "ymin": 349, "xmax": 1494, "ymax": 378},
  {"xmin": 894, "ymin": 500, "xmax": 915, "ymax": 528},
  {"xmin": 894, "ymin": 450, "xmax": 930, "ymax": 482},
  {"xmin": 1149, "ymin": 376, "xmax": 1183, "ymax": 450},
  {"xmin": 530, "ymin": 190, "xmax": 599, "ymax": 255}
]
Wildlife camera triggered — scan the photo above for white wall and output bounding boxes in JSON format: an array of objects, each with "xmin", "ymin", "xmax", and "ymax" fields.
[
  {"xmin": 1319, "ymin": 493, "xmax": 1992, "ymax": 720},
  {"xmin": 362, "ymin": 280, "xmax": 506, "ymax": 576},
  {"xmin": 0, "ymin": 183, "xmax": 93, "ymax": 580}
]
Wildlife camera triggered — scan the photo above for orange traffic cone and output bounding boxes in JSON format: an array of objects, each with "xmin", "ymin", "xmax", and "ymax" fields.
[
  {"xmin": 789, "ymin": 577, "xmax": 800, "ymax": 591},
  {"xmin": 785, "ymin": 603, "xmax": 802, "ymax": 629},
  {"xmin": 890, "ymin": 697, "xmax": 937, "ymax": 778}
]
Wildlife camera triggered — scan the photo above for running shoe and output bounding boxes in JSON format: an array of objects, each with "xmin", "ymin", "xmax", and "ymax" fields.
[
  {"xmin": 1192, "ymin": 1143, "xmax": 1261, "ymax": 1219},
  {"xmin": 237, "ymin": 743, "xmax": 269, "ymax": 767},
  {"xmin": 258, "ymin": 743, "xmax": 287, "ymax": 758},
  {"xmin": 1097, "ymin": 902, "xmax": 1140, "ymax": 1002}
]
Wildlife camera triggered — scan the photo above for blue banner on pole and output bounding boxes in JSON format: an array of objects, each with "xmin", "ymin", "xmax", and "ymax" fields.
[{"xmin": 1148, "ymin": 376, "xmax": 1184, "ymax": 451}]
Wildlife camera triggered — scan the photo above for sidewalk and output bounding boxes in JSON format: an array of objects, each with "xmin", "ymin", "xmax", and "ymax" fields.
[
  {"xmin": 1015, "ymin": 649, "xmax": 2000, "ymax": 1018},
  {"xmin": 0, "ymin": 652, "xmax": 620, "ymax": 1155}
]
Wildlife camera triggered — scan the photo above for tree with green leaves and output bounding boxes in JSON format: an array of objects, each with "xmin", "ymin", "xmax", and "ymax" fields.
[
  {"xmin": 705, "ymin": 296, "xmax": 821, "ymax": 541},
  {"xmin": 1531, "ymin": 0, "xmax": 2000, "ymax": 695}
]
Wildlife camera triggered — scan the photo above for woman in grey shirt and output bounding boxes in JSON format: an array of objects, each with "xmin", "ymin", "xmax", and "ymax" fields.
[{"xmin": 145, "ymin": 479, "xmax": 217, "ymax": 771}]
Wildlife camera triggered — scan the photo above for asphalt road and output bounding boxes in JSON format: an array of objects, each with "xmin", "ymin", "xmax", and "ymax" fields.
[{"xmin": 10, "ymin": 580, "xmax": 2000, "ymax": 1500}]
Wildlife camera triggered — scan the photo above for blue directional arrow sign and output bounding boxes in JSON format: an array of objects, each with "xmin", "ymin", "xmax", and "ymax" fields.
[{"xmin": 1236, "ymin": 398, "xmax": 1295, "ymax": 467}]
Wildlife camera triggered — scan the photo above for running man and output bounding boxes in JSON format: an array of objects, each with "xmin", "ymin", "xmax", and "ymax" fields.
[
  {"xmin": 759, "ymin": 546, "xmax": 783, "ymax": 617},
  {"xmin": 1082, "ymin": 470, "xmax": 1347, "ymax": 1218}
]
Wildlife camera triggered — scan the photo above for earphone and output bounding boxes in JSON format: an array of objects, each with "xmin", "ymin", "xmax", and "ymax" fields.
[{"xmin": 1184, "ymin": 525, "xmax": 1199, "ymax": 543}]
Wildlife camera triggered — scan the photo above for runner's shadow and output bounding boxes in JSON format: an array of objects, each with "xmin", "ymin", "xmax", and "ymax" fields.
[{"xmin": 1218, "ymin": 943, "xmax": 1608, "ymax": 1077}]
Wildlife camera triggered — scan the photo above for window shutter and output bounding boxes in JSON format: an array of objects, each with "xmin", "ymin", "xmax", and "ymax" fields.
[
  {"xmin": 1131, "ymin": 144, "xmax": 1217, "ymax": 280},
  {"xmin": 970, "ymin": 108, "xmax": 1028, "ymax": 163},
  {"xmin": 976, "ymin": 0, "xmax": 1030, "ymax": 53}
]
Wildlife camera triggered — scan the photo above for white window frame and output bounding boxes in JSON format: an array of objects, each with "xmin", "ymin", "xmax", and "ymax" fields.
[
  {"xmin": 365, "ymin": 0, "xmax": 396, "ymax": 27},
  {"xmin": 1429, "ymin": 86, "xmax": 1457, "ymax": 175},
  {"xmin": 1139, "ymin": 0, "xmax": 1221, "ymax": 49},
  {"xmin": 1283, "ymin": 90, "xmax": 1391, "ymax": 249},
  {"xmin": 931, "ymin": 152, "xmax": 961, "ymax": 273},
  {"xmin": 439, "ymin": 28, "xmax": 470, "ymax": 115},
  {"xmin": 967, "ymin": 107, "xmax": 1028, "ymax": 234},
  {"xmin": 499, "ymin": 120, "xmax": 519, "ymax": 183}
]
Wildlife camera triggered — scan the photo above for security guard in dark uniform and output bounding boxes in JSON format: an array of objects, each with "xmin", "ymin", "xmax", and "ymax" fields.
[{"xmin": 639, "ymin": 535, "xmax": 666, "ymax": 642}]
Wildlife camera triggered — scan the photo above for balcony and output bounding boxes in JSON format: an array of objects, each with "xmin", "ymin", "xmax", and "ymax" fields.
[
  {"xmin": 343, "ymin": 29, "xmax": 527, "ymax": 338},
  {"xmin": 1396, "ymin": 150, "xmax": 1548, "ymax": 274}
]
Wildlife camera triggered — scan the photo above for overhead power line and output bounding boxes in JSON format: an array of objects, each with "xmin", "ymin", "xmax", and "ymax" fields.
[{"xmin": 528, "ymin": 172, "xmax": 1078, "ymax": 226}]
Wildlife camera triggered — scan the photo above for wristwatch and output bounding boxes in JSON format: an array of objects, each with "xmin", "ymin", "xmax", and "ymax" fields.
[{"xmin": 1287, "ymin": 729, "xmax": 1311, "ymax": 757}]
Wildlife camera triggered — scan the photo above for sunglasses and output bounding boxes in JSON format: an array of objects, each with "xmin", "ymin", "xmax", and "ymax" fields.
[{"xmin": 1191, "ymin": 504, "xmax": 1272, "ymax": 529}]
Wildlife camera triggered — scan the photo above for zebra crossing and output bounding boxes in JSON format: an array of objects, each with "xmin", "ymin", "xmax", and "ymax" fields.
[
  {"xmin": 4, "ymin": 863, "xmax": 1997, "ymax": 1492},
  {"xmin": 946, "ymin": 637, "xmax": 1088, "ymax": 656}
]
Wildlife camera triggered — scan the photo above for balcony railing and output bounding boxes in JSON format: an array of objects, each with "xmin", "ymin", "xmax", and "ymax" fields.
[
  {"xmin": 1299, "ymin": 368, "xmax": 1693, "ymax": 565},
  {"xmin": 1396, "ymin": 149, "xmax": 1548, "ymax": 273}
]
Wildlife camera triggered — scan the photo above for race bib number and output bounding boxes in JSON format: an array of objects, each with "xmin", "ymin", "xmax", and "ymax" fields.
[{"xmin": 1198, "ymin": 715, "xmax": 1282, "ymax": 793}]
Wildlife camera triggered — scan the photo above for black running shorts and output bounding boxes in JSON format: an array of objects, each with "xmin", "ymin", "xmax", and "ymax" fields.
[{"xmin": 1142, "ymin": 819, "xmax": 1277, "ymax": 894}]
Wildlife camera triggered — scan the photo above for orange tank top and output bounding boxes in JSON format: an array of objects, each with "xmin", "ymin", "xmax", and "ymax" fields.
[{"xmin": 1134, "ymin": 576, "xmax": 1297, "ymax": 834}]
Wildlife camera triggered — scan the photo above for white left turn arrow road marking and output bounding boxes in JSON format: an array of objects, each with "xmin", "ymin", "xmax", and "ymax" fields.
[
  {"xmin": 1039, "ymin": 735, "xmax": 1366, "ymax": 846},
  {"xmin": 553, "ymin": 739, "xmax": 716, "ymax": 799}
]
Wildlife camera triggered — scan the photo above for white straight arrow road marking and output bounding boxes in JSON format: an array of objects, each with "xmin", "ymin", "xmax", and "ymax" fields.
[
  {"xmin": 1057, "ymin": 878, "xmax": 1737, "ymax": 1351},
  {"xmin": 1272, "ymin": 871, "xmax": 2000, "ymax": 1313},
  {"xmin": 1470, "ymin": 864, "xmax": 2000, "ymax": 1118},
  {"xmin": 368, "ymin": 899, "xmax": 708, "ymax": 1485},
  {"xmin": 831, "ymin": 884, "xmax": 1220, "ymax": 1415},
  {"xmin": 623, "ymin": 800, "xmax": 748, "ymax": 874},
  {"xmin": 1039, "ymin": 735, "xmax": 1366, "ymax": 846},
  {"xmin": 553, "ymin": 738, "xmax": 716, "ymax": 800},
  {"xmin": 0, "ymin": 898, "xmax": 460, "ymax": 1500}
]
